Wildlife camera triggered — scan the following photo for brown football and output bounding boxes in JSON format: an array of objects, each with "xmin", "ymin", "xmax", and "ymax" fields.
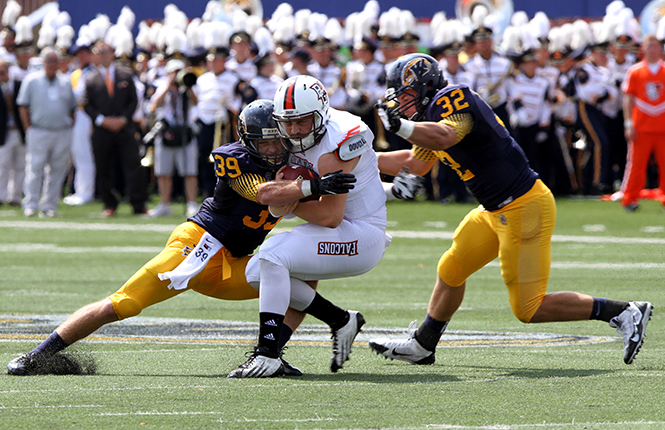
[{"xmin": 281, "ymin": 165, "xmax": 319, "ymax": 201}]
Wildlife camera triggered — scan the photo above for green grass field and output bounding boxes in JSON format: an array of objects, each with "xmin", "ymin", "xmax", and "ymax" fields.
[{"xmin": 0, "ymin": 197, "xmax": 663, "ymax": 429}]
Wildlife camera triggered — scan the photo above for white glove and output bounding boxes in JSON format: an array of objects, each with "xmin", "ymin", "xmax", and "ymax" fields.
[
  {"xmin": 391, "ymin": 168, "xmax": 425, "ymax": 200},
  {"xmin": 376, "ymin": 101, "xmax": 402, "ymax": 134}
]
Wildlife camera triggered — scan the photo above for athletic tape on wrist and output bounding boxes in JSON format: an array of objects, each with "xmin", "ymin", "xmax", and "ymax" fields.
[
  {"xmin": 301, "ymin": 180, "xmax": 313, "ymax": 197},
  {"xmin": 397, "ymin": 119, "xmax": 414, "ymax": 139}
]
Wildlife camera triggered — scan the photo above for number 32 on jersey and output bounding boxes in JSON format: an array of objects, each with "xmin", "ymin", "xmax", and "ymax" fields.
[{"xmin": 436, "ymin": 89, "xmax": 469, "ymax": 119}]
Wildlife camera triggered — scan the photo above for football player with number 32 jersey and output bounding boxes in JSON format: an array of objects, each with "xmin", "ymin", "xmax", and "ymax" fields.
[{"xmin": 370, "ymin": 53, "xmax": 652, "ymax": 367}]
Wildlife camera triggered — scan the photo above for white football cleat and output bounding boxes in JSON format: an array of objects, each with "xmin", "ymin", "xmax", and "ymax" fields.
[
  {"xmin": 609, "ymin": 301, "xmax": 653, "ymax": 364},
  {"xmin": 330, "ymin": 310, "xmax": 365, "ymax": 372},
  {"xmin": 369, "ymin": 320, "xmax": 435, "ymax": 365},
  {"xmin": 227, "ymin": 348, "xmax": 284, "ymax": 378}
]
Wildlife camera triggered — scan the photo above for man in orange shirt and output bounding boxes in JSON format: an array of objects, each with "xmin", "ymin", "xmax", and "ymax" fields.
[{"xmin": 621, "ymin": 34, "xmax": 665, "ymax": 211}]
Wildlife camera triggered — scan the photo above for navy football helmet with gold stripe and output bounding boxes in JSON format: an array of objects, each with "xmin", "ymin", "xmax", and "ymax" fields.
[
  {"xmin": 237, "ymin": 99, "xmax": 289, "ymax": 171},
  {"xmin": 385, "ymin": 53, "xmax": 447, "ymax": 121}
]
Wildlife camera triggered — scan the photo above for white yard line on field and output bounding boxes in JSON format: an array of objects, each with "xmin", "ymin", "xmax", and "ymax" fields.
[
  {"xmin": 2, "ymin": 243, "xmax": 664, "ymax": 270},
  {"xmin": 3, "ymin": 243, "xmax": 163, "ymax": 253},
  {"xmin": 2, "ymin": 220, "xmax": 665, "ymax": 244}
]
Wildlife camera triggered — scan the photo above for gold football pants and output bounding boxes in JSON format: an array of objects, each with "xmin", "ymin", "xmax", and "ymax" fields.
[
  {"xmin": 437, "ymin": 180, "xmax": 556, "ymax": 322},
  {"xmin": 108, "ymin": 222, "xmax": 258, "ymax": 320}
]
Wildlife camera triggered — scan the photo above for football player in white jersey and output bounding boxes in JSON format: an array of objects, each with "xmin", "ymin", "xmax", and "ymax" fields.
[{"xmin": 229, "ymin": 75, "xmax": 392, "ymax": 378}]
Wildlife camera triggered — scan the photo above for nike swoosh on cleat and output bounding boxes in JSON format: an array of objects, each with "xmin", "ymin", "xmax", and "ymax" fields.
[{"xmin": 390, "ymin": 349, "xmax": 414, "ymax": 357}]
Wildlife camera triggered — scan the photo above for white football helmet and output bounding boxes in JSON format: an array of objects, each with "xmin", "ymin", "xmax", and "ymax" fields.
[{"xmin": 273, "ymin": 75, "xmax": 330, "ymax": 153}]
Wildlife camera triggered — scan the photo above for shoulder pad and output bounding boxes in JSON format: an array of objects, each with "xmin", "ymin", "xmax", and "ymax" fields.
[{"xmin": 337, "ymin": 133, "xmax": 371, "ymax": 161}]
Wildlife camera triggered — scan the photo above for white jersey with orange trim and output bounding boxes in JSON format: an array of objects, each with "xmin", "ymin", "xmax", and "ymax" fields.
[
  {"xmin": 246, "ymin": 107, "xmax": 390, "ymax": 288},
  {"xmin": 289, "ymin": 107, "xmax": 387, "ymax": 228}
]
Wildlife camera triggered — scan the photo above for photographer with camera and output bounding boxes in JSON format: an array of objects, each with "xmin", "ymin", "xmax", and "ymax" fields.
[{"xmin": 147, "ymin": 58, "xmax": 200, "ymax": 218}]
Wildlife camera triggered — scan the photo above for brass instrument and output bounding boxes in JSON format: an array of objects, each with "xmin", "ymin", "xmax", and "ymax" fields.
[
  {"xmin": 639, "ymin": 0, "xmax": 665, "ymax": 36},
  {"xmin": 209, "ymin": 0, "xmax": 264, "ymax": 22},
  {"xmin": 345, "ymin": 63, "xmax": 373, "ymax": 116},
  {"xmin": 480, "ymin": 63, "xmax": 515, "ymax": 107}
]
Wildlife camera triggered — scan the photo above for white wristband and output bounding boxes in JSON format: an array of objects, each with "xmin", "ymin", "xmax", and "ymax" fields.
[
  {"xmin": 396, "ymin": 119, "xmax": 414, "ymax": 139},
  {"xmin": 301, "ymin": 180, "xmax": 312, "ymax": 197},
  {"xmin": 624, "ymin": 119, "xmax": 633, "ymax": 128},
  {"xmin": 382, "ymin": 182, "xmax": 396, "ymax": 201}
]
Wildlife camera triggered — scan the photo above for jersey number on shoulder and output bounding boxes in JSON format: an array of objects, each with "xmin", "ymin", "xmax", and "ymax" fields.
[
  {"xmin": 436, "ymin": 89, "xmax": 469, "ymax": 119},
  {"xmin": 243, "ymin": 210, "xmax": 278, "ymax": 231},
  {"xmin": 437, "ymin": 150, "xmax": 475, "ymax": 181},
  {"xmin": 214, "ymin": 155, "xmax": 242, "ymax": 178}
]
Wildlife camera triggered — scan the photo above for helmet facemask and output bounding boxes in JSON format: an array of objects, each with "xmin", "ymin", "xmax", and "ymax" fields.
[
  {"xmin": 386, "ymin": 82, "xmax": 437, "ymax": 122},
  {"xmin": 273, "ymin": 75, "xmax": 330, "ymax": 153},
  {"xmin": 274, "ymin": 111, "xmax": 326, "ymax": 154},
  {"xmin": 243, "ymin": 135, "xmax": 289, "ymax": 171},
  {"xmin": 238, "ymin": 100, "xmax": 289, "ymax": 171},
  {"xmin": 385, "ymin": 53, "xmax": 446, "ymax": 121}
]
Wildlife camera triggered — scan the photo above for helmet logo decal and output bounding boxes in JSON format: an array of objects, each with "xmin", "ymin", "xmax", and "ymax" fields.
[
  {"xmin": 402, "ymin": 58, "xmax": 432, "ymax": 87},
  {"xmin": 309, "ymin": 81, "xmax": 328, "ymax": 105}
]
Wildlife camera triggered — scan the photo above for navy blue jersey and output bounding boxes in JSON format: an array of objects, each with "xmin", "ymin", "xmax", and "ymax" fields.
[
  {"xmin": 188, "ymin": 142, "xmax": 280, "ymax": 257},
  {"xmin": 422, "ymin": 84, "xmax": 538, "ymax": 211}
]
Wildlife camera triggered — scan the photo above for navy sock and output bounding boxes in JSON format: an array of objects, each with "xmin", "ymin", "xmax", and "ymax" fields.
[
  {"xmin": 590, "ymin": 297, "xmax": 629, "ymax": 322},
  {"xmin": 257, "ymin": 312, "xmax": 284, "ymax": 355},
  {"xmin": 30, "ymin": 331, "xmax": 68, "ymax": 356},
  {"xmin": 415, "ymin": 314, "xmax": 449, "ymax": 352},
  {"xmin": 278, "ymin": 324, "xmax": 293, "ymax": 350}
]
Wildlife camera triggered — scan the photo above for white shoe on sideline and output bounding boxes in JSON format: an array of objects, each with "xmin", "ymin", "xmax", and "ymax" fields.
[
  {"xmin": 39, "ymin": 209, "xmax": 56, "ymax": 218},
  {"xmin": 63, "ymin": 195, "xmax": 92, "ymax": 206},
  {"xmin": 148, "ymin": 203, "xmax": 173, "ymax": 217}
]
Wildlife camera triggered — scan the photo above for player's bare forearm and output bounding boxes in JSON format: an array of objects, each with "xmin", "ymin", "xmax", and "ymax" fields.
[
  {"xmin": 256, "ymin": 180, "xmax": 306, "ymax": 206},
  {"xmin": 377, "ymin": 150, "xmax": 435, "ymax": 177},
  {"xmin": 409, "ymin": 121, "xmax": 458, "ymax": 151},
  {"xmin": 622, "ymin": 93, "xmax": 634, "ymax": 119}
]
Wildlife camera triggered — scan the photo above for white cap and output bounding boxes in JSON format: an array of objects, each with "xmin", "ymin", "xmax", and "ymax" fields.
[{"xmin": 165, "ymin": 58, "xmax": 185, "ymax": 73}]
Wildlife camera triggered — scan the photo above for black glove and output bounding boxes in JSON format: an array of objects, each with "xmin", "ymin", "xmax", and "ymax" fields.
[
  {"xmin": 392, "ymin": 168, "xmax": 425, "ymax": 200},
  {"xmin": 310, "ymin": 170, "xmax": 356, "ymax": 195},
  {"xmin": 376, "ymin": 101, "xmax": 402, "ymax": 134}
]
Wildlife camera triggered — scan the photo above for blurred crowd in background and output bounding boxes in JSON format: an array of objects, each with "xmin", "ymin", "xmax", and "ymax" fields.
[{"xmin": 0, "ymin": 0, "xmax": 663, "ymax": 217}]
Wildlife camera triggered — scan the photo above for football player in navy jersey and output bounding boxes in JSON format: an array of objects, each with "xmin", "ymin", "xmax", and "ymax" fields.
[
  {"xmin": 369, "ymin": 53, "xmax": 652, "ymax": 366},
  {"xmin": 7, "ymin": 100, "xmax": 356, "ymax": 376}
]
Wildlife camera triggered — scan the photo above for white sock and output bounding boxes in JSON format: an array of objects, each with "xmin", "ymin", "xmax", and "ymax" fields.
[
  {"xmin": 258, "ymin": 259, "xmax": 291, "ymax": 315},
  {"xmin": 288, "ymin": 278, "xmax": 317, "ymax": 311}
]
